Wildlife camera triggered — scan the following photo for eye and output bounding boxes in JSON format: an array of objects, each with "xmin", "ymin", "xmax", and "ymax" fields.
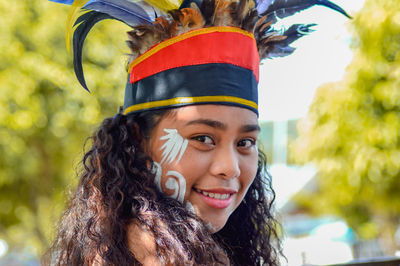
[
  {"xmin": 237, "ymin": 138, "xmax": 256, "ymax": 148},
  {"xmin": 191, "ymin": 135, "xmax": 214, "ymax": 145}
]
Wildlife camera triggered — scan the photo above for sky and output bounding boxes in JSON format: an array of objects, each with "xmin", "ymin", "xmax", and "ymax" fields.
[
  {"xmin": 262, "ymin": 0, "xmax": 367, "ymax": 209},
  {"xmin": 258, "ymin": 0, "xmax": 366, "ymax": 121}
]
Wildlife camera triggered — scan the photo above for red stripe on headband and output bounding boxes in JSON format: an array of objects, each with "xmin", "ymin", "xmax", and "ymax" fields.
[{"xmin": 129, "ymin": 27, "xmax": 260, "ymax": 84}]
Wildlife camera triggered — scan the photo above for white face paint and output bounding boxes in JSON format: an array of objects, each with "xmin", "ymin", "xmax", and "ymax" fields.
[
  {"xmin": 159, "ymin": 129, "xmax": 188, "ymax": 165},
  {"xmin": 165, "ymin": 170, "xmax": 186, "ymax": 203},
  {"xmin": 205, "ymin": 222, "xmax": 218, "ymax": 232},
  {"xmin": 185, "ymin": 201, "xmax": 195, "ymax": 214},
  {"xmin": 151, "ymin": 162, "xmax": 163, "ymax": 193},
  {"xmin": 152, "ymin": 129, "xmax": 189, "ymax": 204},
  {"xmin": 152, "ymin": 165, "xmax": 188, "ymax": 204}
]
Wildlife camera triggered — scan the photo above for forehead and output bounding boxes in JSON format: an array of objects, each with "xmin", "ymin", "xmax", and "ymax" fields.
[{"xmin": 161, "ymin": 105, "xmax": 258, "ymax": 127}]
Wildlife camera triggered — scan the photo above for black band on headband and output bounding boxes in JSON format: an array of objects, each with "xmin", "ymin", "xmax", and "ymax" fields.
[{"xmin": 123, "ymin": 63, "xmax": 258, "ymax": 115}]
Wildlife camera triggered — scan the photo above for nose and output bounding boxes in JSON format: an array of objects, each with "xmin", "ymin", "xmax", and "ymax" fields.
[{"xmin": 209, "ymin": 145, "xmax": 241, "ymax": 180}]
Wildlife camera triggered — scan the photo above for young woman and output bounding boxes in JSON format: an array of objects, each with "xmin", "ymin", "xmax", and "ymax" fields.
[{"xmin": 45, "ymin": 0, "xmax": 349, "ymax": 265}]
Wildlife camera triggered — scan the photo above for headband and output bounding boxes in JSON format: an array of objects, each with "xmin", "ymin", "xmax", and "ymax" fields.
[{"xmin": 123, "ymin": 26, "xmax": 260, "ymax": 115}]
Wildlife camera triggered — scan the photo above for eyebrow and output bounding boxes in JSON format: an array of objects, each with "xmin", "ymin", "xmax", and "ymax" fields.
[
  {"xmin": 186, "ymin": 119, "xmax": 226, "ymax": 130},
  {"xmin": 185, "ymin": 119, "xmax": 260, "ymax": 133},
  {"xmin": 241, "ymin": 124, "xmax": 261, "ymax": 133}
]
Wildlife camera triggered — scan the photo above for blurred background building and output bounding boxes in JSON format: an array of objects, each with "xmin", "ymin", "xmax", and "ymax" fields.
[
  {"xmin": 259, "ymin": 119, "xmax": 394, "ymax": 265},
  {"xmin": 256, "ymin": 0, "xmax": 400, "ymax": 264}
]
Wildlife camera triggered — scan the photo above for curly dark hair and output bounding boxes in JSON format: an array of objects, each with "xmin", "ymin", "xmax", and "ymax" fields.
[{"xmin": 43, "ymin": 109, "xmax": 282, "ymax": 265}]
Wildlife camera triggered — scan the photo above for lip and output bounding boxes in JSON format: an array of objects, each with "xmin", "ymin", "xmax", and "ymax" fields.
[
  {"xmin": 196, "ymin": 188, "xmax": 238, "ymax": 194},
  {"xmin": 194, "ymin": 188, "xmax": 237, "ymax": 209}
]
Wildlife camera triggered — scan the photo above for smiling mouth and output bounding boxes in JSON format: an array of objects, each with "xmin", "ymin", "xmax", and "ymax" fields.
[{"xmin": 193, "ymin": 188, "xmax": 231, "ymax": 200}]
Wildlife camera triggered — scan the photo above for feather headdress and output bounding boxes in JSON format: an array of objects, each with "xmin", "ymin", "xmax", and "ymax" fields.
[{"xmin": 49, "ymin": 0, "xmax": 350, "ymax": 115}]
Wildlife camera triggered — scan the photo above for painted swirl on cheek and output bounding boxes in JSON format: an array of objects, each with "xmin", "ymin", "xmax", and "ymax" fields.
[
  {"xmin": 152, "ymin": 164, "xmax": 187, "ymax": 204},
  {"xmin": 165, "ymin": 171, "xmax": 186, "ymax": 203}
]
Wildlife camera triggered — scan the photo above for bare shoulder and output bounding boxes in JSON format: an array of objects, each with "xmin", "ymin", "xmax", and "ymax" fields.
[{"xmin": 126, "ymin": 222, "xmax": 162, "ymax": 266}]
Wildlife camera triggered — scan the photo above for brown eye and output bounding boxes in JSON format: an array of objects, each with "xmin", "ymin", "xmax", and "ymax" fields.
[
  {"xmin": 238, "ymin": 139, "xmax": 256, "ymax": 148},
  {"xmin": 192, "ymin": 135, "xmax": 214, "ymax": 145}
]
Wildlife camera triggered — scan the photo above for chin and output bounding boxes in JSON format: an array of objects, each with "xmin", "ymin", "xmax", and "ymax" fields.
[{"xmin": 203, "ymin": 218, "xmax": 228, "ymax": 233}]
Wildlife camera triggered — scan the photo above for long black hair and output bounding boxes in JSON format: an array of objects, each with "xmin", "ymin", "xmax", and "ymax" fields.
[{"xmin": 43, "ymin": 109, "xmax": 282, "ymax": 265}]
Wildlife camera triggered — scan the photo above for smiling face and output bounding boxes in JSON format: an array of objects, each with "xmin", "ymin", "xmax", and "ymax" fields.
[{"xmin": 146, "ymin": 105, "xmax": 259, "ymax": 232}]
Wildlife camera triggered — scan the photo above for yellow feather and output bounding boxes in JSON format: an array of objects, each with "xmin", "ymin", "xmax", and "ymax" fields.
[
  {"xmin": 66, "ymin": 0, "xmax": 90, "ymax": 52},
  {"xmin": 144, "ymin": 0, "xmax": 184, "ymax": 12}
]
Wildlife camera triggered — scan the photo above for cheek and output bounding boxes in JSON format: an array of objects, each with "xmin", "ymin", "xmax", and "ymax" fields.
[
  {"xmin": 163, "ymin": 148, "xmax": 211, "ymax": 189},
  {"xmin": 158, "ymin": 148, "xmax": 212, "ymax": 205},
  {"xmin": 240, "ymin": 153, "xmax": 259, "ymax": 189}
]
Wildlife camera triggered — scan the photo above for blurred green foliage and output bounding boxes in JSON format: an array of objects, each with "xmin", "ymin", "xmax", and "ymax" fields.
[
  {"xmin": 292, "ymin": 0, "xmax": 400, "ymax": 255},
  {"xmin": 0, "ymin": 0, "xmax": 130, "ymax": 256}
]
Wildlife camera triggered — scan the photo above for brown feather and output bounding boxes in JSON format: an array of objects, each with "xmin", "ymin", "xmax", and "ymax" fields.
[
  {"xmin": 154, "ymin": 17, "xmax": 171, "ymax": 34},
  {"xmin": 241, "ymin": 8, "xmax": 258, "ymax": 31},
  {"xmin": 259, "ymin": 20, "xmax": 273, "ymax": 33},
  {"xmin": 179, "ymin": 7, "xmax": 205, "ymax": 32},
  {"xmin": 235, "ymin": 0, "xmax": 254, "ymax": 23},
  {"xmin": 168, "ymin": 21, "xmax": 180, "ymax": 37},
  {"xmin": 127, "ymin": 26, "xmax": 165, "ymax": 55},
  {"xmin": 262, "ymin": 35, "xmax": 287, "ymax": 45},
  {"xmin": 253, "ymin": 15, "xmax": 267, "ymax": 33},
  {"xmin": 126, "ymin": 0, "xmax": 287, "ymax": 63},
  {"xmin": 188, "ymin": 2, "xmax": 205, "ymax": 27},
  {"xmin": 201, "ymin": 0, "xmax": 216, "ymax": 26},
  {"xmin": 213, "ymin": 0, "xmax": 234, "ymax": 26}
]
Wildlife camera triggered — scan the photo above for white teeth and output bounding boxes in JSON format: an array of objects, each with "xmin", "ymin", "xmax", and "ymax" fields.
[{"xmin": 195, "ymin": 189, "xmax": 230, "ymax": 200}]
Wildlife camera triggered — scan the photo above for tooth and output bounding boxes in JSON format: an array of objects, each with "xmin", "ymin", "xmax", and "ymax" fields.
[{"xmin": 196, "ymin": 190, "xmax": 231, "ymax": 200}]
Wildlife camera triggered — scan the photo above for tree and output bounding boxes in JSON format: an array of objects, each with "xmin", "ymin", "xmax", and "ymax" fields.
[
  {"xmin": 292, "ymin": 0, "xmax": 400, "ymax": 255},
  {"xmin": 0, "ymin": 0, "xmax": 130, "ymax": 256}
]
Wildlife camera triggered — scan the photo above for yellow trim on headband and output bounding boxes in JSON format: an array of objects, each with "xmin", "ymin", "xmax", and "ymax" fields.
[
  {"xmin": 128, "ymin": 26, "xmax": 255, "ymax": 73},
  {"xmin": 123, "ymin": 95, "xmax": 258, "ymax": 115}
]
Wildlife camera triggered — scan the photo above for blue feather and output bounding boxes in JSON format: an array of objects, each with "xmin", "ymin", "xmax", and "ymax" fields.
[
  {"xmin": 268, "ymin": 24, "xmax": 316, "ymax": 57},
  {"xmin": 84, "ymin": 0, "xmax": 153, "ymax": 26},
  {"xmin": 50, "ymin": 0, "xmax": 157, "ymax": 92},
  {"xmin": 72, "ymin": 11, "xmax": 115, "ymax": 91},
  {"xmin": 256, "ymin": 0, "xmax": 351, "ymax": 20},
  {"xmin": 48, "ymin": 0, "xmax": 95, "ymax": 5},
  {"xmin": 256, "ymin": 0, "xmax": 274, "ymax": 14},
  {"xmin": 48, "ymin": 0, "xmax": 75, "ymax": 4}
]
